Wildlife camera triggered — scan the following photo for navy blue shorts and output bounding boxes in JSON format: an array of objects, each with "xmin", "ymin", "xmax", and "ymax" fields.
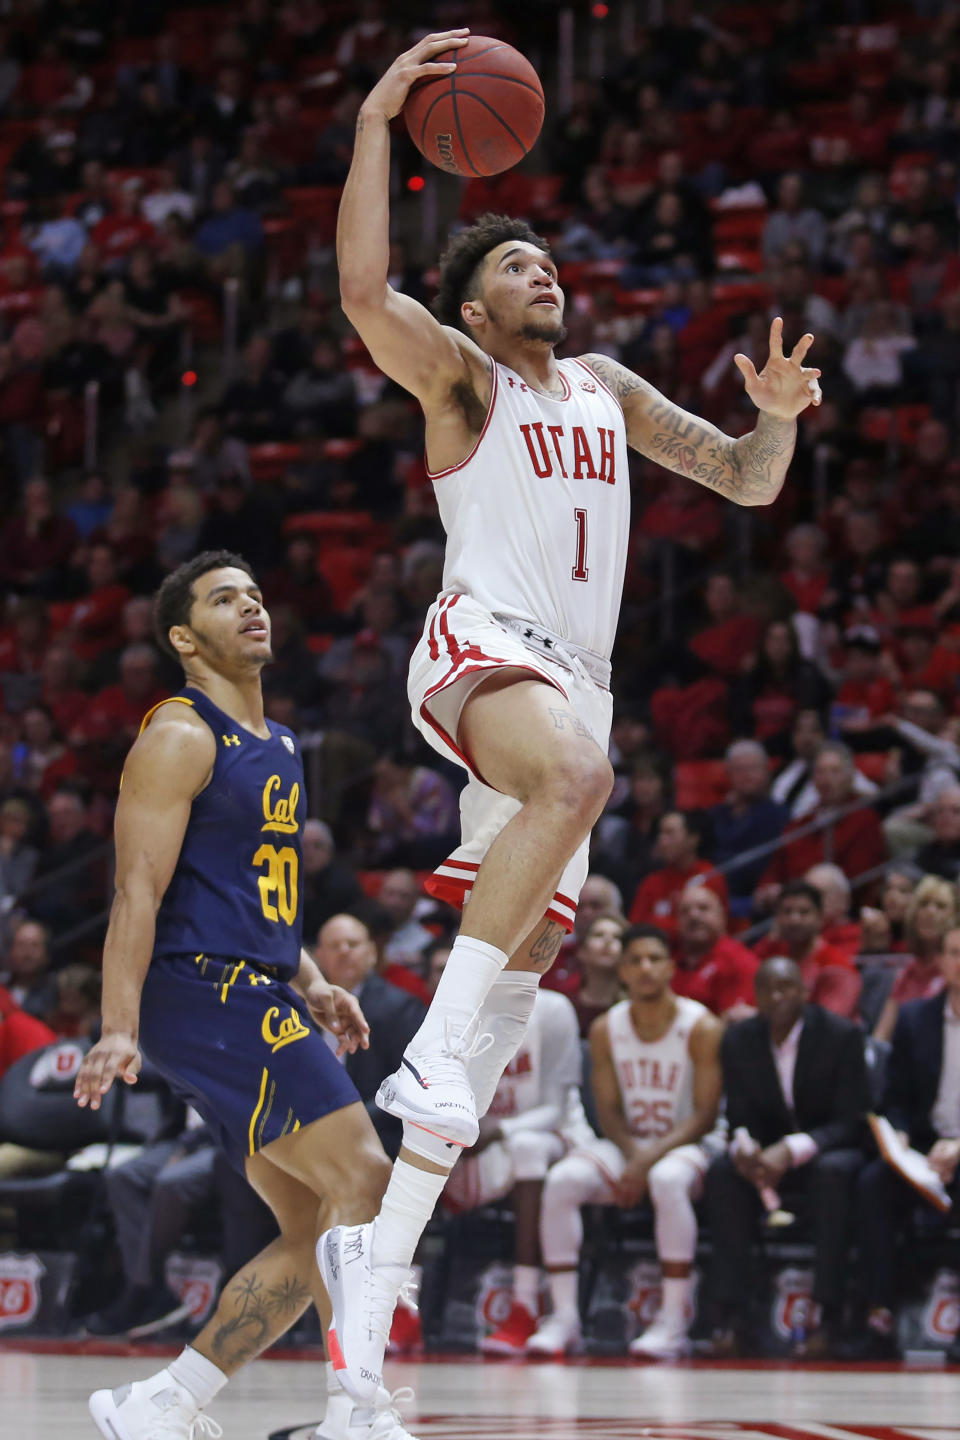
[{"xmin": 139, "ymin": 952, "xmax": 361, "ymax": 1170}]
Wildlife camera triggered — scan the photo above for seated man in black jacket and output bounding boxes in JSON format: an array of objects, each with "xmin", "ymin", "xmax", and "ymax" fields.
[
  {"xmin": 314, "ymin": 912, "xmax": 426, "ymax": 1160},
  {"xmin": 856, "ymin": 926, "xmax": 960, "ymax": 1362},
  {"xmin": 704, "ymin": 956, "xmax": 869, "ymax": 1357}
]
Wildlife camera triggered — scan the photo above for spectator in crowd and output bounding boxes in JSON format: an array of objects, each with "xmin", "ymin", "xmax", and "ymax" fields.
[
  {"xmin": 423, "ymin": 937, "xmax": 451, "ymax": 998},
  {"xmin": 805, "ymin": 862, "xmax": 861, "ymax": 956},
  {"xmin": 707, "ymin": 740, "xmax": 788, "ymax": 918},
  {"xmin": 594, "ymin": 756, "xmax": 671, "ymax": 902},
  {"xmin": 0, "ymin": 477, "xmax": 77, "ymax": 596},
  {"xmin": 752, "ymin": 881, "xmax": 861, "ymax": 1019},
  {"xmin": 758, "ymin": 742, "xmax": 887, "ymax": 896},
  {"xmin": 377, "ymin": 868, "xmax": 435, "ymax": 973},
  {"xmin": 914, "ymin": 786, "xmax": 960, "ymax": 882},
  {"xmin": 730, "ymin": 620, "xmax": 832, "ymax": 749},
  {"xmin": 83, "ymin": 1110, "xmax": 214, "ymax": 1338},
  {"xmin": 859, "ymin": 863, "xmax": 919, "ymax": 956},
  {"xmin": 299, "ymin": 819, "xmax": 363, "ymax": 943},
  {"xmin": 543, "ymin": 873, "xmax": 625, "ymax": 998},
  {"xmin": 875, "ymin": 691, "xmax": 960, "ymax": 856},
  {"xmin": 315, "ymin": 912, "xmax": 425, "ymax": 1161},
  {"xmin": 366, "ymin": 753, "xmax": 459, "ymax": 869},
  {"xmin": 14, "ymin": 704, "xmax": 78, "ymax": 799},
  {"xmin": 672, "ymin": 884, "xmax": 758, "ymax": 1020},
  {"xmin": 528, "ymin": 924, "xmax": 722, "ymax": 1360},
  {"xmin": 45, "ymin": 961, "xmax": 101, "ymax": 1037},
  {"xmin": 855, "ymin": 926, "xmax": 960, "ymax": 1363},
  {"xmin": 446, "ymin": 986, "xmax": 591, "ymax": 1356},
  {"xmin": 705, "ymin": 957, "xmax": 869, "ymax": 1358},
  {"xmin": 0, "ymin": 981, "xmax": 56, "ymax": 1082},
  {"xmin": 0, "ymin": 918, "xmax": 56, "ymax": 1020},
  {"xmin": 629, "ymin": 810, "xmax": 728, "ymax": 935},
  {"xmin": 873, "ymin": 875, "xmax": 959, "ymax": 1043},
  {"xmin": 565, "ymin": 911, "xmax": 627, "ymax": 1038},
  {"xmin": 763, "ymin": 172, "xmax": 827, "ymax": 268},
  {"xmin": 27, "ymin": 786, "xmax": 105, "ymax": 938},
  {"xmin": 0, "ymin": 795, "xmax": 39, "ymax": 925}
]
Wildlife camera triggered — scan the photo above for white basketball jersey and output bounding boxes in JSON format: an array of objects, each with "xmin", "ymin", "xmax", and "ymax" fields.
[
  {"xmin": 431, "ymin": 357, "xmax": 631, "ymax": 661},
  {"xmin": 606, "ymin": 996, "xmax": 707, "ymax": 1140},
  {"xmin": 485, "ymin": 987, "xmax": 582, "ymax": 1123}
]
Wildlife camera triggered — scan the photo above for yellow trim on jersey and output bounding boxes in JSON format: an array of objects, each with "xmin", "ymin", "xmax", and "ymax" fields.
[
  {"xmin": 138, "ymin": 694, "xmax": 196, "ymax": 737},
  {"xmin": 220, "ymin": 960, "xmax": 245, "ymax": 1004},
  {"xmin": 249, "ymin": 1066, "xmax": 270, "ymax": 1155}
]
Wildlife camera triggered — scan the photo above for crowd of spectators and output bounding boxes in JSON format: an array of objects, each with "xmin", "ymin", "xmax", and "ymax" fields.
[{"xmin": 0, "ymin": 0, "xmax": 959, "ymax": 1359}]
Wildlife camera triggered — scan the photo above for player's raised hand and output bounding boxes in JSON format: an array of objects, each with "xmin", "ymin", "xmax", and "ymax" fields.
[
  {"xmin": 361, "ymin": 30, "xmax": 470, "ymax": 122},
  {"xmin": 74, "ymin": 1032, "xmax": 141, "ymax": 1110},
  {"xmin": 304, "ymin": 978, "xmax": 370, "ymax": 1056},
  {"xmin": 733, "ymin": 317, "xmax": 822, "ymax": 419}
]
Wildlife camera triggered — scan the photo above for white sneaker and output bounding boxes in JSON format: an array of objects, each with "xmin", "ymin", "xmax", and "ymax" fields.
[
  {"xmin": 375, "ymin": 1020, "xmax": 492, "ymax": 1149},
  {"xmin": 525, "ymin": 1311, "xmax": 584, "ymax": 1356},
  {"xmin": 628, "ymin": 1313, "xmax": 692, "ymax": 1360},
  {"xmin": 317, "ymin": 1222, "xmax": 414, "ymax": 1405},
  {"xmin": 89, "ymin": 1377, "xmax": 222, "ymax": 1439},
  {"xmin": 314, "ymin": 1386, "xmax": 420, "ymax": 1439}
]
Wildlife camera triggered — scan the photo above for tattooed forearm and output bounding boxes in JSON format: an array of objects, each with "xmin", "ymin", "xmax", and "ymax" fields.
[
  {"xmin": 528, "ymin": 919, "xmax": 566, "ymax": 973},
  {"xmin": 580, "ymin": 355, "xmax": 794, "ymax": 505}
]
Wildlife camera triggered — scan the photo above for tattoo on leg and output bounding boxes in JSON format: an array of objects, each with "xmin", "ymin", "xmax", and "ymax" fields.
[
  {"xmin": 209, "ymin": 1268, "xmax": 311, "ymax": 1368},
  {"xmin": 548, "ymin": 707, "xmax": 592, "ymax": 739},
  {"xmin": 528, "ymin": 920, "xmax": 565, "ymax": 973}
]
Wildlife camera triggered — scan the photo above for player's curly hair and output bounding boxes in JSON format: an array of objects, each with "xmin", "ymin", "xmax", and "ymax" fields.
[
  {"xmin": 155, "ymin": 549, "xmax": 257, "ymax": 662},
  {"xmin": 433, "ymin": 212, "xmax": 552, "ymax": 331}
]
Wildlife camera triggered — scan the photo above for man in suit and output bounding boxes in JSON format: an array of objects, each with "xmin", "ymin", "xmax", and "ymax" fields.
[
  {"xmin": 856, "ymin": 926, "xmax": 960, "ymax": 1361},
  {"xmin": 704, "ymin": 956, "xmax": 869, "ymax": 1357},
  {"xmin": 315, "ymin": 913, "xmax": 426, "ymax": 1160}
]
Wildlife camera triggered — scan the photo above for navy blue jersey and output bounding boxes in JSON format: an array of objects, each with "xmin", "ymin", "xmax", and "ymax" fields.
[{"xmin": 148, "ymin": 688, "xmax": 305, "ymax": 980}]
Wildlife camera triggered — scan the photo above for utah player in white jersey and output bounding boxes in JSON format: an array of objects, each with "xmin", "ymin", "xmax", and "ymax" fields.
[
  {"xmin": 527, "ymin": 925, "xmax": 722, "ymax": 1361},
  {"xmin": 443, "ymin": 986, "xmax": 593, "ymax": 1354},
  {"xmin": 319, "ymin": 29, "xmax": 822, "ymax": 1403}
]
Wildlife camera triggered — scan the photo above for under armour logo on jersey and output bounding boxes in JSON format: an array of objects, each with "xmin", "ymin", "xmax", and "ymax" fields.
[
  {"xmin": 281, "ymin": 735, "xmax": 295, "ymax": 754},
  {"xmin": 524, "ymin": 627, "xmax": 553, "ymax": 649},
  {"xmin": 222, "ymin": 733, "xmax": 241, "ymax": 747},
  {"xmin": 507, "ymin": 377, "xmax": 528, "ymax": 392}
]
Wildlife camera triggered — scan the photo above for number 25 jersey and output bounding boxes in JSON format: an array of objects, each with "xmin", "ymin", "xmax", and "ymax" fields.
[
  {"xmin": 431, "ymin": 358, "xmax": 630, "ymax": 662},
  {"xmin": 145, "ymin": 688, "xmax": 304, "ymax": 980}
]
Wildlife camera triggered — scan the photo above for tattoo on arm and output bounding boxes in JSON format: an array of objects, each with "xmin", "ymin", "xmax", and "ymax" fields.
[
  {"xmin": 528, "ymin": 919, "xmax": 566, "ymax": 973},
  {"xmin": 580, "ymin": 353, "xmax": 795, "ymax": 506},
  {"xmin": 356, "ymin": 113, "xmax": 364, "ymax": 133},
  {"xmin": 548, "ymin": 706, "xmax": 593, "ymax": 739}
]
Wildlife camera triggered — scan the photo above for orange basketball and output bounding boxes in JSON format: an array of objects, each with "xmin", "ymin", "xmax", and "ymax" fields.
[{"xmin": 404, "ymin": 35, "xmax": 544, "ymax": 178}]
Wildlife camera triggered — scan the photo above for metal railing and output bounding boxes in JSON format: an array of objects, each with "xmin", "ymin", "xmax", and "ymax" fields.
[{"xmin": 12, "ymin": 838, "xmax": 113, "ymax": 960}]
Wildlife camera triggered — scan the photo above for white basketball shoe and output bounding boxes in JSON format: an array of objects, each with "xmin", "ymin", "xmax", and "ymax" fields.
[
  {"xmin": 314, "ymin": 1385, "xmax": 420, "ymax": 1439},
  {"xmin": 628, "ymin": 1312, "xmax": 692, "ymax": 1360},
  {"xmin": 375, "ymin": 1019, "xmax": 492, "ymax": 1150},
  {"xmin": 318, "ymin": 1222, "xmax": 414, "ymax": 1405},
  {"xmin": 525, "ymin": 1311, "xmax": 584, "ymax": 1356},
  {"xmin": 89, "ymin": 1376, "xmax": 222, "ymax": 1439}
]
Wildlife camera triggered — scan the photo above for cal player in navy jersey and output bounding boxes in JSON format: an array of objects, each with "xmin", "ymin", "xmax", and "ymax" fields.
[{"xmin": 74, "ymin": 552, "xmax": 418, "ymax": 1440}]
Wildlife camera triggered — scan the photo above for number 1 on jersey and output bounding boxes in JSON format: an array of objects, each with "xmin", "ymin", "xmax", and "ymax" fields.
[{"xmin": 572, "ymin": 507, "xmax": 589, "ymax": 582}]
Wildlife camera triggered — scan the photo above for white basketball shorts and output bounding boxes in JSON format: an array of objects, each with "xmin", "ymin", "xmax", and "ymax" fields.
[
  {"xmin": 443, "ymin": 1129, "xmax": 567, "ymax": 1213},
  {"xmin": 408, "ymin": 591, "xmax": 613, "ymax": 932}
]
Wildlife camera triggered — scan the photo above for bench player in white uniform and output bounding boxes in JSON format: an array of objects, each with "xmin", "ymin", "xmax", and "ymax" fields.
[
  {"xmin": 528, "ymin": 924, "xmax": 723, "ymax": 1361},
  {"xmin": 443, "ymin": 985, "xmax": 593, "ymax": 1354},
  {"xmin": 319, "ymin": 29, "xmax": 823, "ymax": 1404}
]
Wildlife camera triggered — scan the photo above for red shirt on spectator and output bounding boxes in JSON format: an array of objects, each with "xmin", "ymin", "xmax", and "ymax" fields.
[
  {"xmin": 0, "ymin": 985, "xmax": 56, "ymax": 1078},
  {"xmin": 60, "ymin": 583, "xmax": 131, "ymax": 662},
  {"xmin": 821, "ymin": 919, "xmax": 862, "ymax": 956},
  {"xmin": 630, "ymin": 864, "xmax": 728, "ymax": 935},
  {"xmin": 73, "ymin": 681, "xmax": 167, "ymax": 744},
  {"xmin": 890, "ymin": 957, "xmax": 944, "ymax": 1006},
  {"xmin": 760, "ymin": 806, "xmax": 886, "ymax": 888},
  {"xmin": 90, "ymin": 213, "xmax": 156, "ymax": 263},
  {"xmin": 782, "ymin": 568, "xmax": 830, "ymax": 614},
  {"xmin": 688, "ymin": 613, "xmax": 761, "ymax": 679},
  {"xmin": 751, "ymin": 934, "xmax": 860, "ymax": 1017},
  {"xmin": 0, "ymin": 512, "xmax": 77, "ymax": 589},
  {"xmin": 834, "ymin": 675, "xmax": 897, "ymax": 719},
  {"xmin": 671, "ymin": 935, "xmax": 758, "ymax": 1016},
  {"xmin": 380, "ymin": 961, "xmax": 431, "ymax": 1006}
]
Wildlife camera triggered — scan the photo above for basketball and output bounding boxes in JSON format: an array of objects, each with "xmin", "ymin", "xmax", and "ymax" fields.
[{"xmin": 404, "ymin": 35, "xmax": 544, "ymax": 179}]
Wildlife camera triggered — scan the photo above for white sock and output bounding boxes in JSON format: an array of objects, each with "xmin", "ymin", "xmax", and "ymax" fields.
[
  {"xmin": 547, "ymin": 1269, "xmax": 579, "ymax": 1321},
  {"xmin": 166, "ymin": 1347, "xmax": 228, "ymax": 1408},
  {"xmin": 469, "ymin": 970, "xmax": 541, "ymax": 1117},
  {"xmin": 371, "ymin": 1158, "xmax": 451, "ymax": 1271},
  {"xmin": 659, "ymin": 1276, "xmax": 691, "ymax": 1330},
  {"xmin": 409, "ymin": 935, "xmax": 507, "ymax": 1051},
  {"xmin": 513, "ymin": 1264, "xmax": 540, "ymax": 1316}
]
